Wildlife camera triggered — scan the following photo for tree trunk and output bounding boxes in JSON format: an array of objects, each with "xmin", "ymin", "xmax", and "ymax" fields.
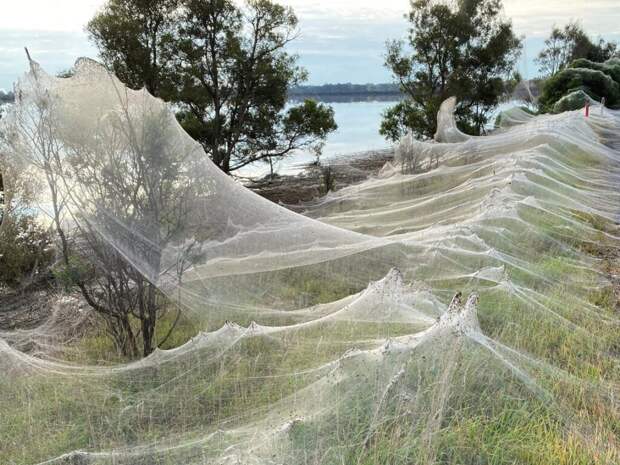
[
  {"xmin": 221, "ymin": 152, "xmax": 230, "ymax": 174},
  {"xmin": 140, "ymin": 282, "xmax": 158, "ymax": 357},
  {"xmin": 107, "ymin": 315, "xmax": 138, "ymax": 358}
]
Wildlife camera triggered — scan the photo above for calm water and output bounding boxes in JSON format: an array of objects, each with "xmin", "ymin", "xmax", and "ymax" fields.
[
  {"xmin": 241, "ymin": 99, "xmax": 528, "ymax": 177},
  {"xmin": 241, "ymin": 100, "xmax": 397, "ymax": 177}
]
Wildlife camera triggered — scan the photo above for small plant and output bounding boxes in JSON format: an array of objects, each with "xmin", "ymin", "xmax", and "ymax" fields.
[{"xmin": 319, "ymin": 165, "xmax": 335, "ymax": 195}]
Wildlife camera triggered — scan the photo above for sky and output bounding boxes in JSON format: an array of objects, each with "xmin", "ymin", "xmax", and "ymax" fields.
[{"xmin": 1, "ymin": 0, "xmax": 619, "ymax": 90}]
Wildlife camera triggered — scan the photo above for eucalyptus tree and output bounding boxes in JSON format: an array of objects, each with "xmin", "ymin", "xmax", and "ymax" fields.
[
  {"xmin": 5, "ymin": 59, "xmax": 208, "ymax": 357},
  {"xmin": 381, "ymin": 0, "xmax": 522, "ymax": 141},
  {"xmin": 536, "ymin": 22, "xmax": 618, "ymax": 77},
  {"xmin": 88, "ymin": 0, "xmax": 336, "ymax": 174}
]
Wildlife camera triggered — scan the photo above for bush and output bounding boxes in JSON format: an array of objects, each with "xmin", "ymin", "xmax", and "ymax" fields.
[
  {"xmin": 0, "ymin": 215, "xmax": 54, "ymax": 286},
  {"xmin": 569, "ymin": 58, "xmax": 620, "ymax": 85},
  {"xmin": 52, "ymin": 253, "xmax": 94, "ymax": 292},
  {"xmin": 539, "ymin": 67, "xmax": 620, "ymax": 111},
  {"xmin": 552, "ymin": 90, "xmax": 592, "ymax": 113}
]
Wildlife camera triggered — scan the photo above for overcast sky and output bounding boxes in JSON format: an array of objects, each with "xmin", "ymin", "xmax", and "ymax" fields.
[{"xmin": 1, "ymin": 0, "xmax": 619, "ymax": 90}]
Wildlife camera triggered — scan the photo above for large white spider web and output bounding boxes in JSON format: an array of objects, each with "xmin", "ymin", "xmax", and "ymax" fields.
[{"xmin": 1, "ymin": 59, "xmax": 619, "ymax": 464}]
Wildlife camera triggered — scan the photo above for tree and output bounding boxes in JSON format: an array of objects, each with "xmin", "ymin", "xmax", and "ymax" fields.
[
  {"xmin": 87, "ymin": 0, "xmax": 337, "ymax": 174},
  {"xmin": 60, "ymin": 94, "xmax": 207, "ymax": 357},
  {"xmin": 536, "ymin": 22, "xmax": 618, "ymax": 77},
  {"xmin": 381, "ymin": 0, "xmax": 522, "ymax": 141},
  {"xmin": 87, "ymin": 0, "xmax": 179, "ymax": 96},
  {"xmin": 537, "ymin": 27, "xmax": 570, "ymax": 77},
  {"xmin": 6, "ymin": 59, "xmax": 206, "ymax": 357}
]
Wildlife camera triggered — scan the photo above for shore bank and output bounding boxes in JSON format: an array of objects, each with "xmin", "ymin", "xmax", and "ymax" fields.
[{"xmin": 247, "ymin": 149, "xmax": 394, "ymax": 205}]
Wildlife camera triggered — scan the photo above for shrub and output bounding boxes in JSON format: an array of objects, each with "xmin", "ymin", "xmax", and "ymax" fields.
[
  {"xmin": 539, "ymin": 67, "xmax": 620, "ymax": 111},
  {"xmin": 552, "ymin": 90, "xmax": 592, "ymax": 113},
  {"xmin": 569, "ymin": 58, "xmax": 620, "ymax": 85},
  {"xmin": 0, "ymin": 214, "xmax": 54, "ymax": 286},
  {"xmin": 51, "ymin": 252, "xmax": 94, "ymax": 292}
]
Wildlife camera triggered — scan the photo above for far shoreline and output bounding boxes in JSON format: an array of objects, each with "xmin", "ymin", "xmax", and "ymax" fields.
[{"xmin": 288, "ymin": 92, "xmax": 403, "ymax": 103}]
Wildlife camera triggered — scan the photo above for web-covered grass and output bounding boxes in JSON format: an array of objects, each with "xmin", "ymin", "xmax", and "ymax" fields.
[{"xmin": 1, "ymin": 60, "xmax": 620, "ymax": 464}]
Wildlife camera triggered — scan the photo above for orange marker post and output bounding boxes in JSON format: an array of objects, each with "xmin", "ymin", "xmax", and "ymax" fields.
[{"xmin": 585, "ymin": 101, "xmax": 590, "ymax": 117}]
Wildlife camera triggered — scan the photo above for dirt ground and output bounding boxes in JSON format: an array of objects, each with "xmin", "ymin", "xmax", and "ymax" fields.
[
  {"xmin": 0, "ymin": 279, "xmax": 56, "ymax": 331},
  {"xmin": 247, "ymin": 149, "xmax": 394, "ymax": 205}
]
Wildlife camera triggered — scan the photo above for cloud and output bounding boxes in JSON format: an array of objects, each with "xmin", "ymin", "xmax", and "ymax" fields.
[
  {"xmin": 0, "ymin": 0, "xmax": 619, "ymax": 88},
  {"xmin": 0, "ymin": 30, "xmax": 97, "ymax": 88},
  {"xmin": 504, "ymin": 0, "xmax": 620, "ymax": 37},
  {"xmin": 0, "ymin": 0, "xmax": 106, "ymax": 31}
]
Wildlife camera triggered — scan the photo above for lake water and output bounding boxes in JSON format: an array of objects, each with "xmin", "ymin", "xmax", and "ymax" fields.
[
  {"xmin": 240, "ymin": 100, "xmax": 397, "ymax": 177},
  {"xmin": 241, "ymin": 99, "xmax": 529, "ymax": 178}
]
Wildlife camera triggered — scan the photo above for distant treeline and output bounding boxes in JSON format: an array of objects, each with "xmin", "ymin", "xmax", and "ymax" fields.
[
  {"xmin": 289, "ymin": 83, "xmax": 402, "ymax": 102},
  {"xmin": 289, "ymin": 81, "xmax": 540, "ymax": 103},
  {"xmin": 0, "ymin": 80, "xmax": 538, "ymax": 105}
]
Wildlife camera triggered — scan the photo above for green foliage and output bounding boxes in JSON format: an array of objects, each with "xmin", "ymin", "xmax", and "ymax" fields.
[
  {"xmin": 381, "ymin": 0, "xmax": 522, "ymax": 141},
  {"xmin": 569, "ymin": 58, "xmax": 620, "ymax": 86},
  {"xmin": 380, "ymin": 99, "xmax": 430, "ymax": 142},
  {"xmin": 536, "ymin": 21, "xmax": 618, "ymax": 77},
  {"xmin": 502, "ymin": 70, "xmax": 524, "ymax": 95},
  {"xmin": 52, "ymin": 254, "xmax": 94, "ymax": 292},
  {"xmin": 544, "ymin": 57, "xmax": 620, "ymax": 112},
  {"xmin": 552, "ymin": 90, "xmax": 592, "ymax": 113},
  {"xmin": 0, "ymin": 214, "xmax": 53, "ymax": 286},
  {"xmin": 539, "ymin": 67, "xmax": 620, "ymax": 111},
  {"xmin": 283, "ymin": 99, "xmax": 337, "ymax": 142},
  {"xmin": 87, "ymin": 0, "xmax": 337, "ymax": 174},
  {"xmin": 87, "ymin": 0, "xmax": 179, "ymax": 96}
]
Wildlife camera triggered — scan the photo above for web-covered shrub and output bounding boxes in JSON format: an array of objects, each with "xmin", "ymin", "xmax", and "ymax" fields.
[
  {"xmin": 552, "ymin": 90, "xmax": 593, "ymax": 113},
  {"xmin": 540, "ymin": 67, "xmax": 620, "ymax": 111},
  {"xmin": 0, "ymin": 214, "xmax": 53, "ymax": 286},
  {"xmin": 569, "ymin": 58, "xmax": 620, "ymax": 86}
]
